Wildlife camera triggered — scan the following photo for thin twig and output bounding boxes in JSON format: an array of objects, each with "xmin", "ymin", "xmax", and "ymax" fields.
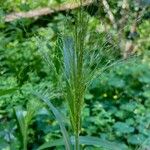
[{"xmin": 102, "ymin": 0, "xmax": 117, "ymax": 29}]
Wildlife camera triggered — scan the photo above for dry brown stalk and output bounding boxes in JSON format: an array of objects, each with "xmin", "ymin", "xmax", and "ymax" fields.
[{"xmin": 4, "ymin": 0, "xmax": 93, "ymax": 22}]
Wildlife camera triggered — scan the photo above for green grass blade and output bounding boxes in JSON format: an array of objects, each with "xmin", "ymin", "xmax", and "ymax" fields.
[
  {"xmin": 0, "ymin": 87, "xmax": 18, "ymax": 96},
  {"xmin": 14, "ymin": 107, "xmax": 26, "ymax": 137},
  {"xmin": 14, "ymin": 107, "xmax": 27, "ymax": 150},
  {"xmin": 77, "ymin": 136, "xmax": 128, "ymax": 150},
  {"xmin": 37, "ymin": 139, "xmax": 64, "ymax": 150},
  {"xmin": 14, "ymin": 102, "xmax": 39, "ymax": 150},
  {"xmin": 37, "ymin": 136, "xmax": 128, "ymax": 150},
  {"xmin": 34, "ymin": 93, "xmax": 72, "ymax": 150}
]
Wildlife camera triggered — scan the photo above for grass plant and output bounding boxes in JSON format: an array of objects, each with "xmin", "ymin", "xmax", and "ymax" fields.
[{"xmin": 36, "ymin": 1, "xmax": 139, "ymax": 150}]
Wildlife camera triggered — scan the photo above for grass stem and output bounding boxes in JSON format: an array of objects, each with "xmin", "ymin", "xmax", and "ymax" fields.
[{"xmin": 75, "ymin": 133, "xmax": 80, "ymax": 150}]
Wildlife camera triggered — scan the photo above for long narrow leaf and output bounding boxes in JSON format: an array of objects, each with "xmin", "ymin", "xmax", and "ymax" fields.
[
  {"xmin": 0, "ymin": 87, "xmax": 18, "ymax": 96},
  {"xmin": 34, "ymin": 93, "xmax": 72, "ymax": 150},
  {"xmin": 14, "ymin": 107, "xmax": 27, "ymax": 150},
  {"xmin": 15, "ymin": 102, "xmax": 40, "ymax": 150},
  {"xmin": 77, "ymin": 136, "xmax": 128, "ymax": 150},
  {"xmin": 37, "ymin": 136, "xmax": 128, "ymax": 150},
  {"xmin": 37, "ymin": 139, "xmax": 64, "ymax": 150},
  {"xmin": 14, "ymin": 107, "xmax": 26, "ymax": 138}
]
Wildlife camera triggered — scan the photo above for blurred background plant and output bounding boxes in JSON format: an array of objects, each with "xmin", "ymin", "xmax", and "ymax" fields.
[{"xmin": 0, "ymin": 0, "xmax": 150, "ymax": 149}]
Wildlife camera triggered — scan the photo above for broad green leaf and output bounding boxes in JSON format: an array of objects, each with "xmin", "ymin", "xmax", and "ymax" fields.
[
  {"xmin": 113, "ymin": 122, "xmax": 135, "ymax": 134},
  {"xmin": 139, "ymin": 74, "xmax": 150, "ymax": 83},
  {"xmin": 127, "ymin": 134, "xmax": 146, "ymax": 145},
  {"xmin": 143, "ymin": 90, "xmax": 150, "ymax": 98},
  {"xmin": 108, "ymin": 76, "xmax": 125, "ymax": 88},
  {"xmin": 137, "ymin": 137, "xmax": 150, "ymax": 150},
  {"xmin": 37, "ymin": 136, "xmax": 128, "ymax": 150},
  {"xmin": 120, "ymin": 101, "xmax": 137, "ymax": 112},
  {"xmin": 34, "ymin": 93, "xmax": 72, "ymax": 150}
]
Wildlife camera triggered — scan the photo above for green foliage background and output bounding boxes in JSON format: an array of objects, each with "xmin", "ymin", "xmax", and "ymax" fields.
[{"xmin": 0, "ymin": 0, "xmax": 150, "ymax": 150}]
